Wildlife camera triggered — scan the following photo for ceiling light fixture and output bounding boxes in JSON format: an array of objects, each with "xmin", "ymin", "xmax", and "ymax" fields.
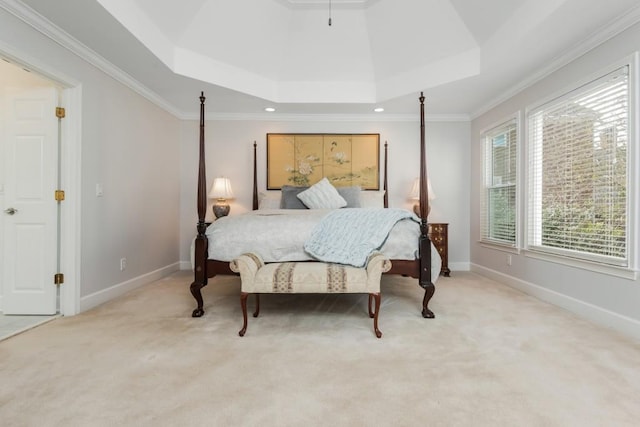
[
  {"xmin": 328, "ymin": 0, "xmax": 332, "ymax": 26},
  {"xmin": 374, "ymin": 107, "xmax": 384, "ymax": 112},
  {"xmin": 264, "ymin": 107, "xmax": 276, "ymax": 112}
]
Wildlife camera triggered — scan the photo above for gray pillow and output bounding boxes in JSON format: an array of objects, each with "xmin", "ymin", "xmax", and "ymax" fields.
[
  {"xmin": 337, "ymin": 186, "xmax": 362, "ymax": 208},
  {"xmin": 280, "ymin": 185, "xmax": 309, "ymax": 209}
]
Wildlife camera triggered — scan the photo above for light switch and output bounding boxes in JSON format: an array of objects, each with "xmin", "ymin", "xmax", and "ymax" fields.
[{"xmin": 96, "ymin": 183, "xmax": 103, "ymax": 197}]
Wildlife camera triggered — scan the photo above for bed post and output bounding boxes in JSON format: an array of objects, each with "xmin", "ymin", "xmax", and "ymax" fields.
[
  {"xmin": 252, "ymin": 141, "xmax": 258, "ymax": 210},
  {"xmin": 418, "ymin": 92, "xmax": 435, "ymax": 318},
  {"xmin": 190, "ymin": 92, "xmax": 209, "ymax": 317},
  {"xmin": 383, "ymin": 141, "xmax": 389, "ymax": 208}
]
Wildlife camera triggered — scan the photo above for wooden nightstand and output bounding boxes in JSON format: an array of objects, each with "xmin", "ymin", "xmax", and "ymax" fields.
[{"xmin": 428, "ymin": 223, "xmax": 450, "ymax": 277}]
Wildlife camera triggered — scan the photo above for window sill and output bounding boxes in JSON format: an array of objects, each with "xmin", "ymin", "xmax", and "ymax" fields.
[
  {"xmin": 479, "ymin": 240, "xmax": 520, "ymax": 254},
  {"xmin": 523, "ymin": 249, "xmax": 638, "ymax": 280}
]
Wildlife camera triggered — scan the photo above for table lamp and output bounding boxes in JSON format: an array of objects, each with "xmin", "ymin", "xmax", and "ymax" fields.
[
  {"xmin": 209, "ymin": 177, "xmax": 234, "ymax": 218},
  {"xmin": 409, "ymin": 177, "xmax": 435, "ymax": 217}
]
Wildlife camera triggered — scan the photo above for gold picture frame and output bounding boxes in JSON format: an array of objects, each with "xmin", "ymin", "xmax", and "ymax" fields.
[{"xmin": 267, "ymin": 133, "xmax": 380, "ymax": 190}]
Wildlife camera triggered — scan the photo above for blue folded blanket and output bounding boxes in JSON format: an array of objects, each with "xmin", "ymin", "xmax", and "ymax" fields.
[{"xmin": 304, "ymin": 208, "xmax": 417, "ymax": 267}]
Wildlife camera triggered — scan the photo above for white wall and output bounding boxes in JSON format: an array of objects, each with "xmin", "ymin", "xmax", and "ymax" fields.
[
  {"xmin": 470, "ymin": 21, "xmax": 640, "ymax": 337},
  {"xmin": 179, "ymin": 117, "xmax": 471, "ymax": 271},
  {"xmin": 0, "ymin": 6, "xmax": 469, "ymax": 314},
  {"xmin": 0, "ymin": 9, "xmax": 181, "ymax": 306}
]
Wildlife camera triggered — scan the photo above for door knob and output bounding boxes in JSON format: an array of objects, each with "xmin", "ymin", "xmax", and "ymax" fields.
[{"xmin": 4, "ymin": 207, "xmax": 17, "ymax": 215}]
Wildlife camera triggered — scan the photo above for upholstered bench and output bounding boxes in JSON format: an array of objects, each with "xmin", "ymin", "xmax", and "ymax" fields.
[{"xmin": 230, "ymin": 252, "xmax": 392, "ymax": 338}]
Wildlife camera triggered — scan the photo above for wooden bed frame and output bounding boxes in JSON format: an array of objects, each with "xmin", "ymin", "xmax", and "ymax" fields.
[{"xmin": 190, "ymin": 92, "xmax": 435, "ymax": 319}]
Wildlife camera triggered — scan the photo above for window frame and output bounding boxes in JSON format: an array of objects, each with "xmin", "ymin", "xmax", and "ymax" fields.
[
  {"xmin": 479, "ymin": 113, "xmax": 521, "ymax": 250},
  {"xmin": 523, "ymin": 54, "xmax": 638, "ymax": 279}
]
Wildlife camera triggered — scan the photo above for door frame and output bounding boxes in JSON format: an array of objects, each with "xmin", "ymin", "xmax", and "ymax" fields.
[{"xmin": 1, "ymin": 41, "xmax": 82, "ymax": 316}]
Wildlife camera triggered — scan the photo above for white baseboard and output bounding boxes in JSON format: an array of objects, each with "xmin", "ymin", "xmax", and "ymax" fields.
[
  {"xmin": 471, "ymin": 263, "xmax": 640, "ymax": 342},
  {"xmin": 180, "ymin": 261, "xmax": 192, "ymax": 271},
  {"xmin": 80, "ymin": 263, "xmax": 180, "ymax": 313}
]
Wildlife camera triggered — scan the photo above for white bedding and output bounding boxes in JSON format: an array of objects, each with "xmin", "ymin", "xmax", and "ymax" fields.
[{"xmin": 204, "ymin": 208, "xmax": 441, "ymax": 282}]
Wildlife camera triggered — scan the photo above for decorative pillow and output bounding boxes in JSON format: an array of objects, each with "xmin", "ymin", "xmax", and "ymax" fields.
[
  {"xmin": 258, "ymin": 191, "xmax": 281, "ymax": 210},
  {"xmin": 297, "ymin": 178, "xmax": 347, "ymax": 209},
  {"xmin": 336, "ymin": 186, "xmax": 361, "ymax": 208},
  {"xmin": 359, "ymin": 190, "xmax": 386, "ymax": 208},
  {"xmin": 280, "ymin": 186, "xmax": 309, "ymax": 209}
]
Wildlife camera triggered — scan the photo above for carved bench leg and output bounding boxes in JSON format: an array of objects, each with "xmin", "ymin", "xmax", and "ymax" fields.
[
  {"xmin": 239, "ymin": 292, "xmax": 249, "ymax": 337},
  {"xmin": 370, "ymin": 292, "xmax": 382, "ymax": 338},
  {"xmin": 253, "ymin": 294, "xmax": 260, "ymax": 318}
]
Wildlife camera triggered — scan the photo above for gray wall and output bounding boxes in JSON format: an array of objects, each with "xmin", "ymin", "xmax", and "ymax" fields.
[
  {"xmin": 470, "ymin": 21, "xmax": 640, "ymax": 338},
  {"xmin": 0, "ymin": 8, "xmax": 181, "ymax": 308},
  {"xmin": 179, "ymin": 118, "xmax": 471, "ymax": 271},
  {"xmin": 1, "ymin": 6, "xmax": 470, "ymax": 314}
]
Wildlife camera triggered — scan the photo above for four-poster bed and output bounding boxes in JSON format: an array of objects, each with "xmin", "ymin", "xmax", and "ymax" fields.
[{"xmin": 190, "ymin": 92, "xmax": 436, "ymax": 319}]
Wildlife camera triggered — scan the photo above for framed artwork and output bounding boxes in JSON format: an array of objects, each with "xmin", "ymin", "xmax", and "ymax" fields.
[{"xmin": 267, "ymin": 133, "xmax": 380, "ymax": 190}]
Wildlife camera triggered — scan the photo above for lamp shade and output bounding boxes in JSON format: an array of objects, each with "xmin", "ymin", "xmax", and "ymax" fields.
[
  {"xmin": 409, "ymin": 177, "xmax": 435, "ymax": 201},
  {"xmin": 209, "ymin": 177, "xmax": 234, "ymax": 199}
]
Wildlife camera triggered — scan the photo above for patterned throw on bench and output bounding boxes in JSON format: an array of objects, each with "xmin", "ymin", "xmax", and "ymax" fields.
[{"xmin": 230, "ymin": 252, "xmax": 391, "ymax": 294}]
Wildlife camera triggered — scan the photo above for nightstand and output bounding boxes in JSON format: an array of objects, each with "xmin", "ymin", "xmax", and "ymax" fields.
[{"xmin": 428, "ymin": 223, "xmax": 450, "ymax": 276}]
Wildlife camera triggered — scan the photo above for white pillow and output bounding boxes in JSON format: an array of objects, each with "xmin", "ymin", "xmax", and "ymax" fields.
[
  {"xmin": 297, "ymin": 178, "xmax": 347, "ymax": 209},
  {"xmin": 360, "ymin": 190, "xmax": 386, "ymax": 208},
  {"xmin": 258, "ymin": 191, "xmax": 281, "ymax": 209}
]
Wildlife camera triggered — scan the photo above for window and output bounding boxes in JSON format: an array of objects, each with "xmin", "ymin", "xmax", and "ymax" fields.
[
  {"xmin": 527, "ymin": 66, "xmax": 629, "ymax": 267},
  {"xmin": 481, "ymin": 118, "xmax": 517, "ymax": 246}
]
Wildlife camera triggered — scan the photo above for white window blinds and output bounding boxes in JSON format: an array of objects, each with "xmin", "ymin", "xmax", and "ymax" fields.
[
  {"xmin": 527, "ymin": 66, "xmax": 629, "ymax": 266},
  {"xmin": 481, "ymin": 119, "xmax": 517, "ymax": 245}
]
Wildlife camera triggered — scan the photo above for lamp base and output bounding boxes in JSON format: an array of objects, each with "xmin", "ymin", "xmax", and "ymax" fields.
[{"xmin": 213, "ymin": 202, "xmax": 230, "ymax": 218}]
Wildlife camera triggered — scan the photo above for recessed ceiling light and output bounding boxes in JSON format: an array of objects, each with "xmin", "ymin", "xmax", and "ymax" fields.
[
  {"xmin": 374, "ymin": 107, "xmax": 384, "ymax": 112},
  {"xmin": 264, "ymin": 107, "xmax": 276, "ymax": 112}
]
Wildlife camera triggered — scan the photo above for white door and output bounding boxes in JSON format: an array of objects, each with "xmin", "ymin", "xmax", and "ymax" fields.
[{"xmin": 2, "ymin": 87, "xmax": 58, "ymax": 315}]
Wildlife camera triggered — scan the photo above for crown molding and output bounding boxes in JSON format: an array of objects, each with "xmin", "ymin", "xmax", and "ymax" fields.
[
  {"xmin": 1, "ymin": 0, "xmax": 469, "ymax": 123},
  {"xmin": 188, "ymin": 112, "xmax": 470, "ymax": 122},
  {"xmin": 471, "ymin": 4, "xmax": 640, "ymax": 120},
  {"xmin": 0, "ymin": 0, "xmax": 182, "ymax": 118}
]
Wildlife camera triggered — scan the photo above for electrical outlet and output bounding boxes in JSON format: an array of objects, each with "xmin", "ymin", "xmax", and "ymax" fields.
[
  {"xmin": 120, "ymin": 258, "xmax": 127, "ymax": 271},
  {"xmin": 506, "ymin": 255, "xmax": 512, "ymax": 266}
]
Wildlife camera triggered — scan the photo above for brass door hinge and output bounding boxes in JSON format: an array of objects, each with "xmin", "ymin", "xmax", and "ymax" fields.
[
  {"xmin": 55, "ymin": 190, "xmax": 65, "ymax": 201},
  {"xmin": 56, "ymin": 107, "xmax": 65, "ymax": 118},
  {"xmin": 54, "ymin": 273, "xmax": 64, "ymax": 285}
]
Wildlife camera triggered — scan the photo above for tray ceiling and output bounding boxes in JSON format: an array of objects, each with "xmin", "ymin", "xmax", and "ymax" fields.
[{"xmin": 12, "ymin": 0, "xmax": 640, "ymax": 117}]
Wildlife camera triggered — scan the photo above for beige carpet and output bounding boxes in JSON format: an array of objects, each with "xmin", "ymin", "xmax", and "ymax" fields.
[{"xmin": 1, "ymin": 271, "xmax": 639, "ymax": 427}]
